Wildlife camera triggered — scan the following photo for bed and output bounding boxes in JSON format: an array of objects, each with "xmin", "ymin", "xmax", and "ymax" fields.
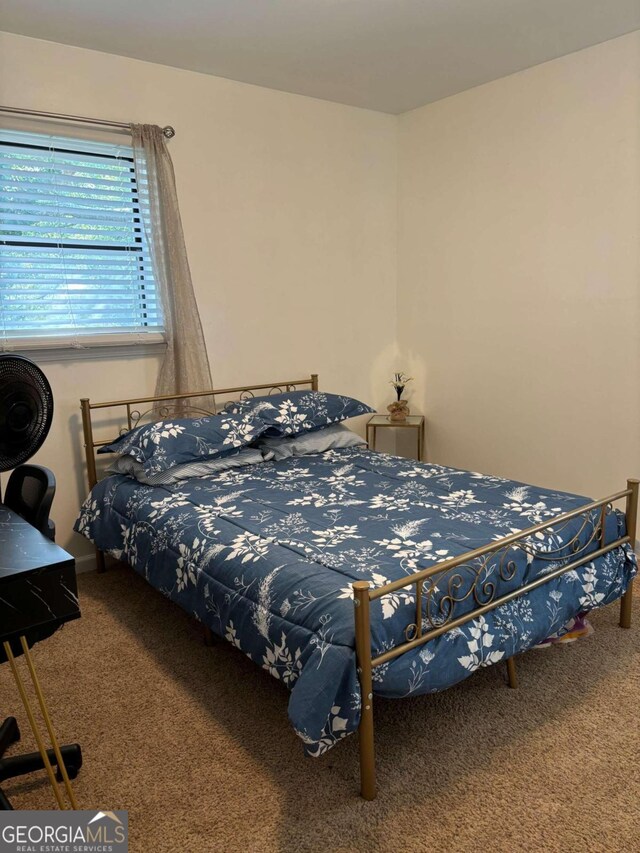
[{"xmin": 76, "ymin": 375, "xmax": 638, "ymax": 799}]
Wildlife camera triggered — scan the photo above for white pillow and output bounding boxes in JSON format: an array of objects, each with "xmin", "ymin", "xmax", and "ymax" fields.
[
  {"xmin": 258, "ymin": 423, "xmax": 365, "ymax": 460},
  {"xmin": 109, "ymin": 446, "xmax": 266, "ymax": 485}
]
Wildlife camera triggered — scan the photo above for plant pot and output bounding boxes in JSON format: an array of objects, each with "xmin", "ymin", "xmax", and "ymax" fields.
[{"xmin": 387, "ymin": 400, "xmax": 410, "ymax": 422}]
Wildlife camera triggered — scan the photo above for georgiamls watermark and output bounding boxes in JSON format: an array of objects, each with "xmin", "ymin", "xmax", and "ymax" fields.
[{"xmin": 0, "ymin": 810, "xmax": 128, "ymax": 853}]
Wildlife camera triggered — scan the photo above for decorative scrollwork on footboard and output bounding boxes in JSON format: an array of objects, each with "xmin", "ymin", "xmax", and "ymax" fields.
[
  {"xmin": 369, "ymin": 489, "xmax": 633, "ymax": 668},
  {"xmin": 515, "ymin": 505, "xmax": 611, "ymax": 562},
  {"xmin": 422, "ymin": 508, "xmax": 605, "ymax": 634}
]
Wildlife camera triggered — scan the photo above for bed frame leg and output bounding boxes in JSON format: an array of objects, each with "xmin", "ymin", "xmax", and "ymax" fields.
[
  {"xmin": 353, "ymin": 581, "xmax": 376, "ymax": 800},
  {"xmin": 95, "ymin": 549, "xmax": 106, "ymax": 574},
  {"xmin": 620, "ymin": 584, "xmax": 633, "ymax": 629},
  {"xmin": 358, "ymin": 692, "xmax": 376, "ymax": 801},
  {"xmin": 506, "ymin": 656, "xmax": 518, "ymax": 689},
  {"xmin": 621, "ymin": 479, "xmax": 639, "ymax": 629}
]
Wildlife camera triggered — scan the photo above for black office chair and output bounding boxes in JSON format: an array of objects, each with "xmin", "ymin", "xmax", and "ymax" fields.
[
  {"xmin": 4, "ymin": 464, "xmax": 56, "ymax": 541},
  {"xmin": 0, "ymin": 465, "xmax": 82, "ymax": 810}
]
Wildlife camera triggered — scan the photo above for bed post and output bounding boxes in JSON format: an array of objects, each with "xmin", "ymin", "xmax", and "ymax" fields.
[
  {"xmin": 353, "ymin": 580, "xmax": 376, "ymax": 801},
  {"xmin": 93, "ymin": 549, "xmax": 106, "ymax": 574},
  {"xmin": 80, "ymin": 397, "xmax": 106, "ymax": 574},
  {"xmin": 311, "ymin": 374, "xmax": 319, "ymax": 391},
  {"xmin": 80, "ymin": 399, "xmax": 97, "ymax": 490},
  {"xmin": 620, "ymin": 478, "xmax": 639, "ymax": 629}
]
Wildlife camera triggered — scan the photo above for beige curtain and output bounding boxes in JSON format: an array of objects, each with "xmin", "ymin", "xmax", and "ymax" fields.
[{"xmin": 131, "ymin": 125, "xmax": 213, "ymax": 407}]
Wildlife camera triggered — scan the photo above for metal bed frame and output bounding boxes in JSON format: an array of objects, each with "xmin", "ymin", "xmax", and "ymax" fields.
[{"xmin": 79, "ymin": 374, "xmax": 638, "ymax": 800}]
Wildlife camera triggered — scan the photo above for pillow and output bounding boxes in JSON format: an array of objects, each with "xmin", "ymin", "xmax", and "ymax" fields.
[
  {"xmin": 258, "ymin": 423, "xmax": 366, "ymax": 460},
  {"xmin": 108, "ymin": 446, "xmax": 267, "ymax": 485},
  {"xmin": 98, "ymin": 412, "xmax": 267, "ymax": 477},
  {"xmin": 227, "ymin": 391, "xmax": 374, "ymax": 438}
]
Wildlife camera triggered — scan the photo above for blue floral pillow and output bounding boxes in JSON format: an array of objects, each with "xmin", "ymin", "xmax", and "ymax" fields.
[
  {"xmin": 227, "ymin": 391, "xmax": 374, "ymax": 437},
  {"xmin": 98, "ymin": 412, "xmax": 267, "ymax": 477}
]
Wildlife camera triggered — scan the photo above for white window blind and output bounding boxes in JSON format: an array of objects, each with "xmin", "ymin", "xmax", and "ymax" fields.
[{"xmin": 0, "ymin": 129, "xmax": 163, "ymax": 349}]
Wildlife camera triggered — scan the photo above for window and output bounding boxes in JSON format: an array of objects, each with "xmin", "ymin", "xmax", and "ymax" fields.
[{"xmin": 0, "ymin": 129, "xmax": 163, "ymax": 349}]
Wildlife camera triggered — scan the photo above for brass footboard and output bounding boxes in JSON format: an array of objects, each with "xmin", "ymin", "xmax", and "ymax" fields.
[{"xmin": 353, "ymin": 478, "xmax": 639, "ymax": 800}]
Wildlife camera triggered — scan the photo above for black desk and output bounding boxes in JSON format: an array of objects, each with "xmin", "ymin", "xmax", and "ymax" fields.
[
  {"xmin": 0, "ymin": 505, "xmax": 80, "ymax": 648},
  {"xmin": 0, "ymin": 505, "xmax": 81, "ymax": 809}
]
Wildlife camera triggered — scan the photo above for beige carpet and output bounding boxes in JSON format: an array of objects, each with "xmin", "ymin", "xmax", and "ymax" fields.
[{"xmin": 1, "ymin": 566, "xmax": 638, "ymax": 853}]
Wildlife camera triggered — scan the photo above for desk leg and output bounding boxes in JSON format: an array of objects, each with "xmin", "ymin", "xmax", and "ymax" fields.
[
  {"xmin": 20, "ymin": 637, "xmax": 79, "ymax": 809},
  {"xmin": 3, "ymin": 641, "xmax": 66, "ymax": 809}
]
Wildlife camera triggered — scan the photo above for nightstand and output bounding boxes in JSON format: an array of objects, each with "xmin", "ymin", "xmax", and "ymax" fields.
[{"xmin": 366, "ymin": 414, "xmax": 425, "ymax": 461}]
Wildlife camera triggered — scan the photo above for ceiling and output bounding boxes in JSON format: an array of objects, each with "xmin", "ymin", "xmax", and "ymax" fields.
[{"xmin": 1, "ymin": 0, "xmax": 639, "ymax": 114}]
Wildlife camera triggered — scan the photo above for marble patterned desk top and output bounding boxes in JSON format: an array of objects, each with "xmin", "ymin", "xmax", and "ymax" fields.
[
  {"xmin": 0, "ymin": 505, "xmax": 79, "ymax": 646},
  {"xmin": 0, "ymin": 505, "xmax": 73, "ymax": 581}
]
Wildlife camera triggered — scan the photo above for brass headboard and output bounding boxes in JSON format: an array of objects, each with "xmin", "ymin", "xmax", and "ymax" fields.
[{"xmin": 80, "ymin": 374, "xmax": 318, "ymax": 491}]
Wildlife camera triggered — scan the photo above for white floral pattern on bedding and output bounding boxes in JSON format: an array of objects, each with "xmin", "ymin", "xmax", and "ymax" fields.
[{"xmin": 75, "ymin": 447, "xmax": 637, "ymax": 756}]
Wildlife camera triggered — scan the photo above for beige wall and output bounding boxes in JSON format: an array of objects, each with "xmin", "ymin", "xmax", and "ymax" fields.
[
  {"xmin": 0, "ymin": 31, "xmax": 398, "ymax": 561},
  {"xmin": 398, "ymin": 31, "xmax": 640, "ymax": 500}
]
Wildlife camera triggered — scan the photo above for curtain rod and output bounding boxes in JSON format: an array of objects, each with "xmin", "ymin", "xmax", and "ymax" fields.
[{"xmin": 0, "ymin": 105, "xmax": 175, "ymax": 138}]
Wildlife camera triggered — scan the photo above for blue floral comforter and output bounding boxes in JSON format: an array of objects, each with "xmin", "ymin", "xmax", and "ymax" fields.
[{"xmin": 75, "ymin": 448, "xmax": 636, "ymax": 756}]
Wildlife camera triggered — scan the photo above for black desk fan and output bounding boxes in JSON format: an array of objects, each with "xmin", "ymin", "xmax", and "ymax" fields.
[
  {"xmin": 0, "ymin": 353, "xmax": 82, "ymax": 809},
  {"xmin": 0, "ymin": 354, "xmax": 55, "ymax": 536}
]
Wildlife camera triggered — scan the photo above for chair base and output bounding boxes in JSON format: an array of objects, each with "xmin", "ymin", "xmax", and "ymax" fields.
[{"xmin": 0, "ymin": 717, "xmax": 82, "ymax": 810}]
